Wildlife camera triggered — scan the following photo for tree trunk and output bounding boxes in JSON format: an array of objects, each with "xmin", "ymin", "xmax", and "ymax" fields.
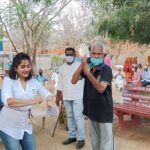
[
  {"xmin": 29, "ymin": 47, "xmax": 37, "ymax": 76},
  {"xmin": 115, "ymin": 42, "xmax": 122, "ymax": 64}
]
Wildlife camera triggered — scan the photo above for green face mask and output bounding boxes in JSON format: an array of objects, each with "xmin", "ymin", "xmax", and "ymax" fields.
[{"xmin": 90, "ymin": 57, "xmax": 103, "ymax": 65}]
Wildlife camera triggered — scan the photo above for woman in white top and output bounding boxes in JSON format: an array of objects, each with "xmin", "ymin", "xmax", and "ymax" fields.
[{"xmin": 0, "ymin": 52, "xmax": 53, "ymax": 150}]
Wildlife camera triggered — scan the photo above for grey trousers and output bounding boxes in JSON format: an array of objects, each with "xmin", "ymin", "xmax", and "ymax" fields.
[{"xmin": 89, "ymin": 120, "xmax": 115, "ymax": 150}]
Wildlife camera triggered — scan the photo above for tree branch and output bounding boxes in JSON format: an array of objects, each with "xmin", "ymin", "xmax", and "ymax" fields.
[
  {"xmin": 11, "ymin": 0, "xmax": 30, "ymax": 52},
  {"xmin": 31, "ymin": 0, "xmax": 59, "ymax": 28},
  {"xmin": 48, "ymin": 0, "xmax": 72, "ymax": 22},
  {"xmin": 0, "ymin": 15, "xmax": 18, "ymax": 53},
  {"xmin": 17, "ymin": 0, "xmax": 33, "ymax": 32}
]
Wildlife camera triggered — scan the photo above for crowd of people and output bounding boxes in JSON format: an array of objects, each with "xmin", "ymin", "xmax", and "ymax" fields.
[
  {"xmin": 114, "ymin": 63, "xmax": 150, "ymax": 90},
  {"xmin": 1, "ymin": 41, "xmax": 149, "ymax": 150}
]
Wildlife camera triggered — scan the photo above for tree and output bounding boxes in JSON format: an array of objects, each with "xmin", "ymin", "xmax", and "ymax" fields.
[
  {"xmin": 0, "ymin": 23, "xmax": 4, "ymax": 38},
  {"xmin": 98, "ymin": 0, "xmax": 150, "ymax": 44},
  {"xmin": 0, "ymin": 0, "xmax": 72, "ymax": 71},
  {"xmin": 57, "ymin": 8, "xmax": 92, "ymax": 48},
  {"xmin": 84, "ymin": 0, "xmax": 127, "ymax": 41},
  {"xmin": 45, "ymin": 0, "xmax": 92, "ymax": 49}
]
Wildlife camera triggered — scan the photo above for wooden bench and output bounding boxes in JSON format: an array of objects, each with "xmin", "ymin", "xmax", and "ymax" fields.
[{"xmin": 114, "ymin": 85, "xmax": 150, "ymax": 128}]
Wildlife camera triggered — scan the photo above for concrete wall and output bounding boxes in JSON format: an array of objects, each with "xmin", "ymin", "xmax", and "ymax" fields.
[{"xmin": 36, "ymin": 54, "xmax": 52, "ymax": 71}]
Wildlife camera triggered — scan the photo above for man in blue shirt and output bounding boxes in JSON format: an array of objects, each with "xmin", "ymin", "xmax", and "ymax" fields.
[{"xmin": 36, "ymin": 69, "xmax": 48, "ymax": 85}]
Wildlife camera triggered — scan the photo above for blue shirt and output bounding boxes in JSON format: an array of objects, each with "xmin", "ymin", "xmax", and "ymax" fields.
[{"xmin": 36, "ymin": 75, "xmax": 48, "ymax": 85}]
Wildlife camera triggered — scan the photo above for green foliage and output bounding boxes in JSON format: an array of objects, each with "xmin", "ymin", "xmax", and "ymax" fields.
[
  {"xmin": 132, "ymin": 12, "xmax": 150, "ymax": 44},
  {"xmin": 52, "ymin": 55, "xmax": 62, "ymax": 63},
  {"xmin": 99, "ymin": 7, "xmax": 136, "ymax": 40},
  {"xmin": 0, "ymin": 0, "xmax": 55, "ymax": 46},
  {"xmin": 33, "ymin": 0, "xmax": 52, "ymax": 5},
  {"xmin": 0, "ymin": 25, "xmax": 4, "ymax": 38},
  {"xmin": 87, "ymin": 0, "xmax": 129, "ymax": 41},
  {"xmin": 16, "ymin": 3, "xmax": 28, "ymax": 19},
  {"xmin": 98, "ymin": 0, "xmax": 150, "ymax": 44}
]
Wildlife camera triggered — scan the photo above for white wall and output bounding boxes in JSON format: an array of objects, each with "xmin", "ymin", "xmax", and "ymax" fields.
[{"xmin": 36, "ymin": 55, "xmax": 52, "ymax": 70}]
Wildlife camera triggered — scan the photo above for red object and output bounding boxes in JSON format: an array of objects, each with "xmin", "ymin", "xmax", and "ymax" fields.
[
  {"xmin": 148, "ymin": 56, "xmax": 150, "ymax": 66},
  {"xmin": 114, "ymin": 85, "xmax": 150, "ymax": 128},
  {"xmin": 123, "ymin": 57, "xmax": 137, "ymax": 83}
]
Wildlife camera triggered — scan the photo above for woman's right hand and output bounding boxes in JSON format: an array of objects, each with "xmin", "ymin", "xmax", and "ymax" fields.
[{"xmin": 32, "ymin": 96, "xmax": 42, "ymax": 105}]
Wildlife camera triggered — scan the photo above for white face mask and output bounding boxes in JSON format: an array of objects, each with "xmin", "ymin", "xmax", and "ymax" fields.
[{"xmin": 65, "ymin": 56, "xmax": 74, "ymax": 63}]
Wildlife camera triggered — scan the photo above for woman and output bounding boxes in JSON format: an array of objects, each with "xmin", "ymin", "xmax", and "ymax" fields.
[
  {"xmin": 130, "ymin": 64, "xmax": 141, "ymax": 86},
  {"xmin": 0, "ymin": 52, "xmax": 53, "ymax": 150}
]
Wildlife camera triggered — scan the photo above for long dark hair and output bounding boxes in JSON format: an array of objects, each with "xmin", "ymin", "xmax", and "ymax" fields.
[{"xmin": 9, "ymin": 52, "xmax": 33, "ymax": 80}]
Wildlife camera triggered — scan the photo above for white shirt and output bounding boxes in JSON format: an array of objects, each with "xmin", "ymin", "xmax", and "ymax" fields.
[
  {"xmin": 0, "ymin": 77, "xmax": 52, "ymax": 140},
  {"xmin": 141, "ymin": 70, "xmax": 150, "ymax": 82},
  {"xmin": 51, "ymin": 72, "xmax": 58, "ymax": 87},
  {"xmin": 116, "ymin": 73, "xmax": 124, "ymax": 81},
  {"xmin": 57, "ymin": 62, "xmax": 84, "ymax": 100}
]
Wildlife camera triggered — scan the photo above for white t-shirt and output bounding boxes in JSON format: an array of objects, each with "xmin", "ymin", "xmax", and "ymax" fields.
[
  {"xmin": 51, "ymin": 72, "xmax": 58, "ymax": 87},
  {"xmin": 116, "ymin": 73, "xmax": 124, "ymax": 81},
  {"xmin": 0, "ymin": 77, "xmax": 52, "ymax": 140},
  {"xmin": 57, "ymin": 62, "xmax": 84, "ymax": 100}
]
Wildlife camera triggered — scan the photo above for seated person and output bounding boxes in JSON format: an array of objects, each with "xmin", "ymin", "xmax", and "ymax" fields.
[
  {"xmin": 141, "ymin": 65, "xmax": 150, "ymax": 86},
  {"xmin": 137, "ymin": 63, "xmax": 143, "ymax": 73},
  {"xmin": 114, "ymin": 68, "xmax": 125, "ymax": 91},
  {"xmin": 35, "ymin": 69, "xmax": 48, "ymax": 85},
  {"xmin": 129, "ymin": 64, "xmax": 141, "ymax": 86}
]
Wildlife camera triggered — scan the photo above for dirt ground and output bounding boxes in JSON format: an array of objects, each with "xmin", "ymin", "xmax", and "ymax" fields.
[
  {"xmin": 0, "ymin": 79, "xmax": 150, "ymax": 150},
  {"xmin": 1, "ymin": 115, "xmax": 149, "ymax": 150}
]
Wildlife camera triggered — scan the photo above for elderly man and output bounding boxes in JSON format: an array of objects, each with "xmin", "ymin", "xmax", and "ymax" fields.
[
  {"xmin": 72, "ymin": 42, "xmax": 114, "ymax": 150},
  {"xmin": 141, "ymin": 65, "xmax": 150, "ymax": 86}
]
